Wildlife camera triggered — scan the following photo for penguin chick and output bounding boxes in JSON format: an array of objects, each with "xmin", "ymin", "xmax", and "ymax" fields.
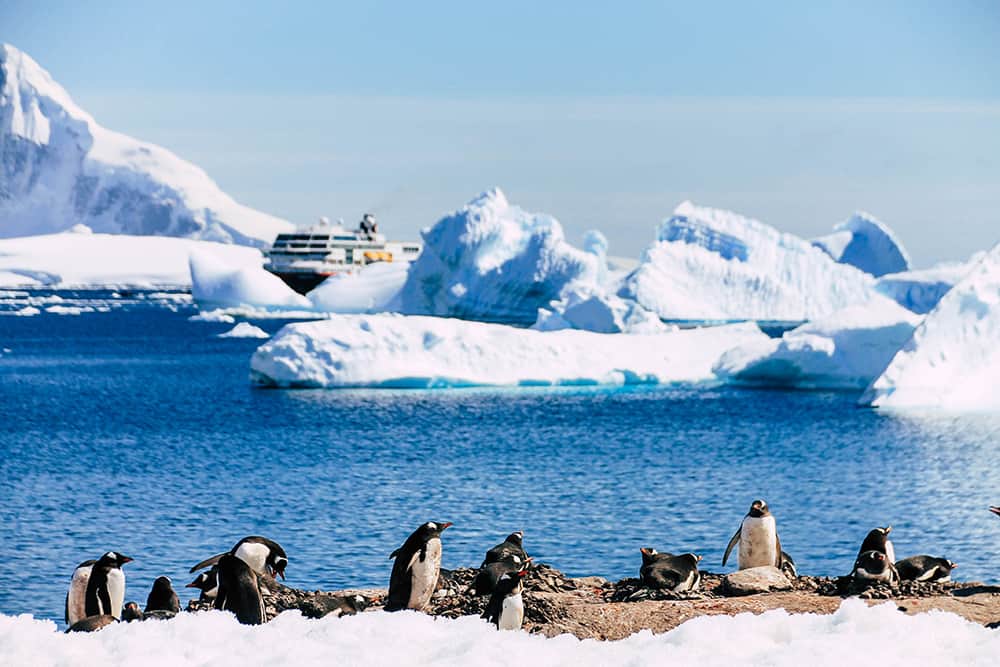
[
  {"xmin": 145, "ymin": 576, "xmax": 181, "ymax": 614},
  {"xmin": 386, "ymin": 521, "xmax": 452, "ymax": 612},
  {"xmin": 121, "ymin": 601, "xmax": 144, "ymax": 622}
]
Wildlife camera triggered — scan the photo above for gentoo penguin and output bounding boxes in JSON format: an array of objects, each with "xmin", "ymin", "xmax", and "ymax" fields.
[
  {"xmin": 470, "ymin": 557, "xmax": 534, "ymax": 596},
  {"xmin": 482, "ymin": 531, "xmax": 528, "ymax": 567},
  {"xmin": 385, "ymin": 521, "xmax": 452, "ymax": 612},
  {"xmin": 121, "ymin": 601, "xmax": 144, "ymax": 622},
  {"xmin": 853, "ymin": 550, "xmax": 899, "ymax": 585},
  {"xmin": 185, "ymin": 567, "xmax": 219, "ymax": 601},
  {"xmin": 723, "ymin": 499, "xmax": 782, "ymax": 570},
  {"xmin": 65, "ymin": 559, "xmax": 96, "ymax": 626},
  {"xmin": 190, "ymin": 536, "xmax": 287, "ymax": 580},
  {"xmin": 145, "ymin": 576, "xmax": 181, "ymax": 614},
  {"xmin": 639, "ymin": 549, "xmax": 702, "ymax": 592},
  {"xmin": 74, "ymin": 552, "xmax": 132, "ymax": 622},
  {"xmin": 779, "ymin": 550, "xmax": 798, "ymax": 578},
  {"xmin": 895, "ymin": 556, "xmax": 957, "ymax": 583},
  {"xmin": 65, "ymin": 615, "xmax": 117, "ymax": 633},
  {"xmin": 857, "ymin": 527, "xmax": 895, "ymax": 563},
  {"xmin": 214, "ymin": 553, "xmax": 266, "ymax": 625},
  {"xmin": 482, "ymin": 567, "xmax": 528, "ymax": 630}
]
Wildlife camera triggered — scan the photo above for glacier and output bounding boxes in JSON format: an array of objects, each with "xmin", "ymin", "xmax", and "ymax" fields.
[
  {"xmin": 249, "ymin": 314, "xmax": 767, "ymax": 388},
  {"xmin": 715, "ymin": 302, "xmax": 921, "ymax": 390},
  {"xmin": 622, "ymin": 202, "xmax": 893, "ymax": 321},
  {"xmin": 0, "ymin": 44, "xmax": 292, "ymax": 245},
  {"xmin": 3, "ymin": 600, "xmax": 1000, "ymax": 667},
  {"xmin": 812, "ymin": 212, "xmax": 911, "ymax": 277},
  {"xmin": 861, "ymin": 243, "xmax": 1000, "ymax": 411}
]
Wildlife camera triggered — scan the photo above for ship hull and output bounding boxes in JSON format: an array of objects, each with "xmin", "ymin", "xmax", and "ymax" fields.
[{"xmin": 268, "ymin": 271, "xmax": 332, "ymax": 295}]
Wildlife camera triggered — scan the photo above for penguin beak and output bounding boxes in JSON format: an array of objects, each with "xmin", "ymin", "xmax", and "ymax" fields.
[
  {"xmin": 184, "ymin": 581, "xmax": 197, "ymax": 588},
  {"xmin": 440, "ymin": 522, "xmax": 453, "ymax": 531},
  {"xmin": 120, "ymin": 556, "xmax": 134, "ymax": 564},
  {"xmin": 990, "ymin": 506, "xmax": 1000, "ymax": 517}
]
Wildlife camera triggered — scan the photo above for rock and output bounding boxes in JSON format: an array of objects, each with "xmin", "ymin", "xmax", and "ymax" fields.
[
  {"xmin": 722, "ymin": 566, "xmax": 792, "ymax": 595},
  {"xmin": 570, "ymin": 576, "xmax": 610, "ymax": 589}
]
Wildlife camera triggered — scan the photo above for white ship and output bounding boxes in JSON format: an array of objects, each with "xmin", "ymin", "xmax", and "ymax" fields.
[{"xmin": 264, "ymin": 214, "xmax": 422, "ymax": 294}]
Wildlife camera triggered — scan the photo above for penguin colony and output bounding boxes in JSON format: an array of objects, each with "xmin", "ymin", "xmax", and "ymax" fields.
[{"xmin": 64, "ymin": 500, "xmax": 973, "ymax": 633}]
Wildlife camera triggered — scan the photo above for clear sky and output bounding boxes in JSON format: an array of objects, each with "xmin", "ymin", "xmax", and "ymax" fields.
[{"xmin": 4, "ymin": 0, "xmax": 999, "ymax": 265}]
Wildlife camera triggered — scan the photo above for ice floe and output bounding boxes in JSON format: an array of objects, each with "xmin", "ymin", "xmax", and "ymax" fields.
[{"xmin": 217, "ymin": 322, "xmax": 270, "ymax": 339}]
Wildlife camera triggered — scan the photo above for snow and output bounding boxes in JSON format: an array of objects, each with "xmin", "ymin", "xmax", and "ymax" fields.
[
  {"xmin": 533, "ymin": 289, "xmax": 670, "ymax": 334},
  {"xmin": 862, "ymin": 243, "xmax": 1000, "ymax": 411},
  {"xmin": 0, "ymin": 44, "xmax": 292, "ymax": 245},
  {"xmin": 875, "ymin": 259, "xmax": 977, "ymax": 315},
  {"xmin": 217, "ymin": 322, "xmax": 270, "ymax": 339},
  {"xmin": 189, "ymin": 250, "xmax": 311, "ymax": 310},
  {"xmin": 622, "ymin": 202, "xmax": 890, "ymax": 321},
  {"xmin": 3, "ymin": 600, "xmax": 1000, "ymax": 667},
  {"xmin": 308, "ymin": 261, "xmax": 411, "ymax": 314},
  {"xmin": 188, "ymin": 310, "xmax": 236, "ymax": 323},
  {"xmin": 812, "ymin": 212, "xmax": 911, "ymax": 277},
  {"xmin": 0, "ymin": 232, "xmax": 263, "ymax": 288},
  {"xmin": 396, "ymin": 189, "xmax": 602, "ymax": 325},
  {"xmin": 715, "ymin": 302, "xmax": 921, "ymax": 390},
  {"xmin": 249, "ymin": 314, "xmax": 766, "ymax": 388}
]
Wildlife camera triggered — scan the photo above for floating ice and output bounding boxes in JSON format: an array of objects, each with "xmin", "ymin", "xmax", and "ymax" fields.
[
  {"xmin": 533, "ymin": 289, "xmax": 670, "ymax": 334},
  {"xmin": 217, "ymin": 322, "xmax": 270, "ymax": 339},
  {"xmin": 44, "ymin": 305, "xmax": 94, "ymax": 316},
  {"xmin": 189, "ymin": 250, "xmax": 311, "ymax": 310},
  {"xmin": 307, "ymin": 261, "xmax": 411, "ymax": 314},
  {"xmin": 875, "ymin": 258, "xmax": 977, "ymax": 315},
  {"xmin": 812, "ymin": 212, "xmax": 911, "ymax": 277},
  {"xmin": 862, "ymin": 243, "xmax": 1000, "ymax": 410},
  {"xmin": 622, "ymin": 202, "xmax": 888, "ymax": 321},
  {"xmin": 249, "ymin": 314, "xmax": 766, "ymax": 388}
]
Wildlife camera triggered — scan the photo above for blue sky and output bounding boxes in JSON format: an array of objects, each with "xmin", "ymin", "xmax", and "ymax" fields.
[{"xmin": 4, "ymin": 1, "xmax": 999, "ymax": 264}]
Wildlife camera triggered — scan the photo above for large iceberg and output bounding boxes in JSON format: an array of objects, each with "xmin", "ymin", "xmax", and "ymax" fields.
[
  {"xmin": 0, "ymin": 44, "xmax": 292, "ymax": 245},
  {"xmin": 395, "ymin": 189, "xmax": 602, "ymax": 325},
  {"xmin": 875, "ymin": 259, "xmax": 976, "ymax": 315},
  {"xmin": 622, "ymin": 202, "xmax": 888, "ymax": 321},
  {"xmin": 250, "ymin": 314, "xmax": 767, "ymax": 388},
  {"xmin": 862, "ymin": 243, "xmax": 1000, "ymax": 410},
  {"xmin": 189, "ymin": 251, "xmax": 311, "ymax": 310},
  {"xmin": 308, "ymin": 261, "xmax": 411, "ymax": 314},
  {"xmin": 715, "ymin": 302, "xmax": 921, "ymax": 390},
  {"xmin": 812, "ymin": 212, "xmax": 911, "ymax": 277}
]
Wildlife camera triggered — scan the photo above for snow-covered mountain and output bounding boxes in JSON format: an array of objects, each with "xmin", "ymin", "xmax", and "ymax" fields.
[{"xmin": 0, "ymin": 44, "xmax": 292, "ymax": 245}]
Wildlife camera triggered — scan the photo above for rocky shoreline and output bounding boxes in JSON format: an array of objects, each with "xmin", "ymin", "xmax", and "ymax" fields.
[{"xmin": 184, "ymin": 564, "xmax": 1000, "ymax": 641}]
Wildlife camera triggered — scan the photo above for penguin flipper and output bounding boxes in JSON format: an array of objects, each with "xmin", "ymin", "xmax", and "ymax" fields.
[
  {"xmin": 64, "ymin": 592, "xmax": 69, "ymax": 625},
  {"xmin": 774, "ymin": 533, "xmax": 783, "ymax": 569},
  {"xmin": 190, "ymin": 553, "xmax": 226, "ymax": 573},
  {"xmin": 97, "ymin": 585, "xmax": 112, "ymax": 617},
  {"xmin": 722, "ymin": 528, "xmax": 740, "ymax": 566},
  {"xmin": 389, "ymin": 548, "xmax": 400, "ymax": 560}
]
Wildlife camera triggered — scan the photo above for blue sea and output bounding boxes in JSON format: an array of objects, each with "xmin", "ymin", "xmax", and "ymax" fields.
[{"xmin": 2, "ymin": 290, "xmax": 1000, "ymax": 625}]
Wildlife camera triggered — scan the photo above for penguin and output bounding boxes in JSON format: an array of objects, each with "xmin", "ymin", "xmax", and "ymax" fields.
[
  {"xmin": 723, "ymin": 499, "xmax": 782, "ymax": 570},
  {"xmin": 121, "ymin": 601, "xmax": 144, "ymax": 622},
  {"xmin": 895, "ymin": 556, "xmax": 957, "ymax": 583},
  {"xmin": 481, "ymin": 531, "xmax": 528, "ymax": 567},
  {"xmin": 82, "ymin": 552, "xmax": 133, "ymax": 620},
  {"xmin": 639, "ymin": 548, "xmax": 702, "ymax": 592},
  {"xmin": 190, "ymin": 536, "xmax": 287, "ymax": 581},
  {"xmin": 853, "ymin": 550, "xmax": 899, "ymax": 585},
  {"xmin": 65, "ymin": 559, "xmax": 96, "ymax": 627},
  {"xmin": 857, "ymin": 527, "xmax": 895, "ymax": 563},
  {"xmin": 482, "ymin": 567, "xmax": 528, "ymax": 630},
  {"xmin": 214, "ymin": 553, "xmax": 266, "ymax": 625},
  {"xmin": 145, "ymin": 576, "xmax": 181, "ymax": 614},
  {"xmin": 65, "ymin": 615, "xmax": 117, "ymax": 633},
  {"xmin": 185, "ymin": 567, "xmax": 219, "ymax": 601},
  {"xmin": 470, "ymin": 557, "xmax": 533, "ymax": 596},
  {"xmin": 385, "ymin": 521, "xmax": 452, "ymax": 612},
  {"xmin": 779, "ymin": 550, "xmax": 798, "ymax": 578}
]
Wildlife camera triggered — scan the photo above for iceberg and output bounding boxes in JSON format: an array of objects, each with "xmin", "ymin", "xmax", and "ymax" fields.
[
  {"xmin": 875, "ymin": 259, "xmax": 977, "ymax": 315},
  {"xmin": 249, "ymin": 314, "xmax": 767, "ymax": 388},
  {"xmin": 533, "ymin": 290, "xmax": 670, "ymax": 334},
  {"xmin": 396, "ymin": 189, "xmax": 602, "ymax": 325},
  {"xmin": 189, "ymin": 251, "xmax": 311, "ymax": 310},
  {"xmin": 715, "ymin": 302, "xmax": 921, "ymax": 390},
  {"xmin": 307, "ymin": 261, "xmax": 410, "ymax": 314},
  {"xmin": 622, "ymin": 202, "xmax": 888, "ymax": 321},
  {"xmin": 0, "ymin": 44, "xmax": 292, "ymax": 245},
  {"xmin": 217, "ymin": 322, "xmax": 270, "ymax": 339},
  {"xmin": 862, "ymin": 243, "xmax": 1000, "ymax": 410},
  {"xmin": 812, "ymin": 212, "xmax": 911, "ymax": 277}
]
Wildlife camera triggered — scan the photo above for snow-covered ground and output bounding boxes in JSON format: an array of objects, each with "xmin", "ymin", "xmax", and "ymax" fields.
[
  {"xmin": 0, "ymin": 44, "xmax": 292, "ymax": 245},
  {"xmin": 812, "ymin": 212, "xmax": 911, "ymax": 277},
  {"xmin": 2, "ymin": 601, "xmax": 999, "ymax": 667},
  {"xmin": 250, "ymin": 314, "xmax": 768, "ymax": 388},
  {"xmin": 862, "ymin": 243, "xmax": 1000, "ymax": 411}
]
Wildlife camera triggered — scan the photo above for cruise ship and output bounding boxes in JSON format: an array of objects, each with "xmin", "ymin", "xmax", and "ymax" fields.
[{"xmin": 263, "ymin": 215, "xmax": 422, "ymax": 294}]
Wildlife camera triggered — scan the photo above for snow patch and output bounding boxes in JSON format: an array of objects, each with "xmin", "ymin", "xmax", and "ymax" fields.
[
  {"xmin": 812, "ymin": 212, "xmax": 911, "ymax": 277},
  {"xmin": 217, "ymin": 322, "xmax": 270, "ymax": 339}
]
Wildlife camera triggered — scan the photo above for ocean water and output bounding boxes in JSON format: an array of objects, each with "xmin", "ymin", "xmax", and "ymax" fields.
[{"xmin": 2, "ymin": 291, "xmax": 1000, "ymax": 625}]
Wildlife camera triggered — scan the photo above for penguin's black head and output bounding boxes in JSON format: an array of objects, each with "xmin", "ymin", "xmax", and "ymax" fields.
[
  {"xmin": 506, "ymin": 531, "xmax": 524, "ymax": 547},
  {"xmin": 121, "ymin": 601, "xmax": 144, "ymax": 623},
  {"xmin": 640, "ymin": 547, "xmax": 659, "ymax": 566},
  {"xmin": 748, "ymin": 499, "xmax": 769, "ymax": 518},
  {"xmin": 97, "ymin": 552, "xmax": 133, "ymax": 568},
  {"xmin": 681, "ymin": 553, "xmax": 703, "ymax": 567},
  {"xmin": 420, "ymin": 521, "xmax": 453, "ymax": 540},
  {"xmin": 858, "ymin": 550, "xmax": 887, "ymax": 573},
  {"xmin": 152, "ymin": 576, "xmax": 173, "ymax": 591},
  {"xmin": 185, "ymin": 572, "xmax": 208, "ymax": 589},
  {"xmin": 268, "ymin": 554, "xmax": 288, "ymax": 580}
]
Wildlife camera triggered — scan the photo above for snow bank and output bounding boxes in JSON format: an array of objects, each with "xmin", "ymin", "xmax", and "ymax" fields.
[
  {"xmin": 875, "ymin": 259, "xmax": 976, "ymax": 315},
  {"xmin": 396, "ymin": 189, "xmax": 602, "ymax": 325},
  {"xmin": 622, "ymin": 202, "xmax": 889, "ymax": 321},
  {"xmin": 0, "ymin": 232, "xmax": 263, "ymax": 288},
  {"xmin": 189, "ymin": 251, "xmax": 311, "ymax": 310},
  {"xmin": 715, "ymin": 302, "xmax": 921, "ymax": 390},
  {"xmin": 250, "ymin": 314, "xmax": 766, "ymax": 388},
  {"xmin": 217, "ymin": 322, "xmax": 270, "ymax": 339},
  {"xmin": 862, "ymin": 243, "xmax": 1000, "ymax": 410},
  {"xmin": 3, "ymin": 600, "xmax": 1000, "ymax": 667},
  {"xmin": 307, "ymin": 261, "xmax": 410, "ymax": 313},
  {"xmin": 0, "ymin": 44, "xmax": 292, "ymax": 245},
  {"xmin": 812, "ymin": 212, "xmax": 911, "ymax": 277}
]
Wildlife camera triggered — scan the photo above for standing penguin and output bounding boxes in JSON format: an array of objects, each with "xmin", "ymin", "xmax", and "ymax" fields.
[
  {"xmin": 895, "ymin": 556, "xmax": 957, "ymax": 582},
  {"xmin": 185, "ymin": 567, "xmax": 219, "ymax": 601},
  {"xmin": 482, "ymin": 567, "xmax": 528, "ymax": 630},
  {"xmin": 145, "ymin": 576, "xmax": 180, "ymax": 614},
  {"xmin": 190, "ymin": 536, "xmax": 287, "ymax": 580},
  {"xmin": 723, "ymin": 499, "xmax": 783, "ymax": 570},
  {"xmin": 385, "ymin": 521, "xmax": 452, "ymax": 612},
  {"xmin": 65, "ymin": 559, "xmax": 97, "ymax": 627},
  {"xmin": 84, "ymin": 552, "xmax": 133, "ymax": 620},
  {"xmin": 482, "ymin": 531, "xmax": 528, "ymax": 567},
  {"xmin": 857, "ymin": 527, "xmax": 895, "ymax": 563},
  {"xmin": 639, "ymin": 549, "xmax": 702, "ymax": 592},
  {"xmin": 214, "ymin": 553, "xmax": 266, "ymax": 625}
]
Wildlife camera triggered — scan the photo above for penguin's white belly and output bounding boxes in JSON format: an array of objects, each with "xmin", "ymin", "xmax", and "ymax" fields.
[
  {"xmin": 66, "ymin": 566, "xmax": 92, "ymax": 625},
  {"xmin": 739, "ymin": 516, "xmax": 778, "ymax": 569},
  {"xmin": 107, "ymin": 569, "xmax": 126, "ymax": 618},
  {"xmin": 884, "ymin": 540, "xmax": 896, "ymax": 565},
  {"xmin": 408, "ymin": 538, "xmax": 442, "ymax": 610},
  {"xmin": 675, "ymin": 569, "xmax": 699, "ymax": 592},
  {"xmin": 234, "ymin": 542, "xmax": 270, "ymax": 576},
  {"xmin": 855, "ymin": 567, "xmax": 892, "ymax": 583},
  {"xmin": 498, "ymin": 593, "xmax": 524, "ymax": 631}
]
